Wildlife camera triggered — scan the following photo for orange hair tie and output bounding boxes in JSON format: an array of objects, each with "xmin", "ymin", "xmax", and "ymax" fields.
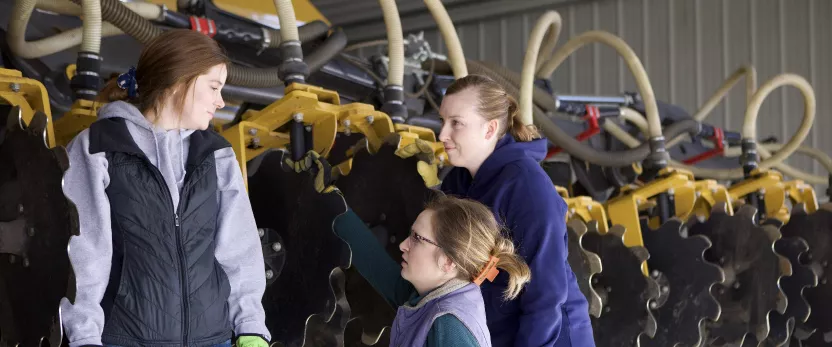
[{"xmin": 473, "ymin": 255, "xmax": 500, "ymax": 285}]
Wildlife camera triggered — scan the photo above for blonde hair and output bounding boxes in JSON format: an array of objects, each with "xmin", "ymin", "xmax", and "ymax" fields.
[
  {"xmin": 426, "ymin": 195, "xmax": 531, "ymax": 300},
  {"xmin": 444, "ymin": 74, "xmax": 541, "ymax": 142}
]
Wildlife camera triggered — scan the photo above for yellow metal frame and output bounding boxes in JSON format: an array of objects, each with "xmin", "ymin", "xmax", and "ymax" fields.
[
  {"xmin": 0, "ymin": 68, "xmax": 56, "ymax": 147},
  {"xmin": 54, "ymin": 99, "xmax": 105, "ymax": 147},
  {"xmin": 690, "ymin": 179, "xmax": 734, "ymax": 220},
  {"xmin": 727, "ymin": 168, "xmax": 790, "ymax": 223},
  {"xmin": 784, "ymin": 180, "xmax": 818, "ymax": 216},
  {"xmin": 565, "ymin": 195, "xmax": 610, "ymax": 234}
]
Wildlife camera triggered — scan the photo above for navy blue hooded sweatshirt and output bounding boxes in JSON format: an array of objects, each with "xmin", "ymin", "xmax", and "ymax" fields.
[{"xmin": 441, "ymin": 135, "xmax": 594, "ymax": 347}]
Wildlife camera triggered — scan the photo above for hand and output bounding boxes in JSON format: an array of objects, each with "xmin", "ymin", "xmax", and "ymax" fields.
[
  {"xmin": 395, "ymin": 138, "xmax": 436, "ymax": 163},
  {"xmin": 236, "ymin": 335, "xmax": 269, "ymax": 347},
  {"xmin": 283, "ymin": 150, "xmax": 332, "ymax": 193}
]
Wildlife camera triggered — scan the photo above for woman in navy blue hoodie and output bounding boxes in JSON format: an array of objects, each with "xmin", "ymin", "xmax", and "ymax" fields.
[{"xmin": 437, "ymin": 74, "xmax": 595, "ymax": 347}]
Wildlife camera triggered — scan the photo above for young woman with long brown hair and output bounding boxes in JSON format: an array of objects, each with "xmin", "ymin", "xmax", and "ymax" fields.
[{"xmin": 60, "ymin": 29, "xmax": 269, "ymax": 347}]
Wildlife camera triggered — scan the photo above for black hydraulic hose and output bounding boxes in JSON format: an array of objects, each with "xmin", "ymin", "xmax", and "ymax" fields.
[
  {"xmin": 305, "ymin": 28, "xmax": 348, "ymax": 75},
  {"xmin": 72, "ymin": 0, "xmax": 320, "ymax": 88}
]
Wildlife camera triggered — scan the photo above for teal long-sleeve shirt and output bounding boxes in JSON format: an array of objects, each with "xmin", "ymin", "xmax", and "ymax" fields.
[{"xmin": 333, "ymin": 209, "xmax": 481, "ymax": 347}]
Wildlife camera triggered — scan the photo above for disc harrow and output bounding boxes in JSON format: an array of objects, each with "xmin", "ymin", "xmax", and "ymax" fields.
[
  {"xmin": 639, "ymin": 217, "xmax": 725, "ymax": 347},
  {"xmin": 581, "ymin": 225, "xmax": 659, "ymax": 347},
  {"xmin": 246, "ymin": 149, "xmax": 351, "ymax": 346},
  {"xmin": 0, "ymin": 106, "xmax": 79, "ymax": 346},
  {"xmin": 689, "ymin": 203, "xmax": 791, "ymax": 346}
]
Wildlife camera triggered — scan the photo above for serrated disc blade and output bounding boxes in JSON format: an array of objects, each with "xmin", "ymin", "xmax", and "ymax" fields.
[
  {"xmin": 566, "ymin": 219, "xmax": 603, "ymax": 318},
  {"xmin": 639, "ymin": 218, "xmax": 724, "ymax": 347},
  {"xmin": 582, "ymin": 226, "xmax": 659, "ymax": 347},
  {"xmin": 690, "ymin": 204, "xmax": 789, "ymax": 346},
  {"xmin": 0, "ymin": 108, "xmax": 78, "ymax": 346},
  {"xmin": 248, "ymin": 150, "xmax": 350, "ymax": 346}
]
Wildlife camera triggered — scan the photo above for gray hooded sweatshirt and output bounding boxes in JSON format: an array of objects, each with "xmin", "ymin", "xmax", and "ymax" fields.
[{"xmin": 59, "ymin": 101, "xmax": 269, "ymax": 346}]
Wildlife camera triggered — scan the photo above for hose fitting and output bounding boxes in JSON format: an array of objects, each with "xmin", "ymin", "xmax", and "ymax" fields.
[
  {"xmin": 70, "ymin": 52, "xmax": 102, "ymax": 100},
  {"xmin": 643, "ymin": 136, "xmax": 670, "ymax": 178},
  {"xmin": 740, "ymin": 139, "xmax": 759, "ymax": 176},
  {"xmin": 278, "ymin": 41, "xmax": 309, "ymax": 85},
  {"xmin": 381, "ymin": 85, "xmax": 407, "ymax": 124}
]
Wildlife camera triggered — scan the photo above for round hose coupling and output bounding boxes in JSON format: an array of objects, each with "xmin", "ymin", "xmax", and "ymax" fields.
[
  {"xmin": 381, "ymin": 85, "xmax": 408, "ymax": 124},
  {"xmin": 643, "ymin": 136, "xmax": 670, "ymax": 176},
  {"xmin": 70, "ymin": 51, "xmax": 102, "ymax": 101},
  {"xmin": 278, "ymin": 40, "xmax": 309, "ymax": 85},
  {"xmin": 739, "ymin": 138, "xmax": 759, "ymax": 176}
]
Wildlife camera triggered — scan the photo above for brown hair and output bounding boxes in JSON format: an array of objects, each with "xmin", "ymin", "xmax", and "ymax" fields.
[
  {"xmin": 98, "ymin": 29, "xmax": 230, "ymax": 123},
  {"xmin": 426, "ymin": 195, "xmax": 531, "ymax": 300},
  {"xmin": 444, "ymin": 74, "xmax": 540, "ymax": 142}
]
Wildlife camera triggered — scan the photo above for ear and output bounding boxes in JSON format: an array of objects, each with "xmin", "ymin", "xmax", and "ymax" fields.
[
  {"xmin": 439, "ymin": 253, "xmax": 456, "ymax": 273},
  {"xmin": 484, "ymin": 118, "xmax": 500, "ymax": 140}
]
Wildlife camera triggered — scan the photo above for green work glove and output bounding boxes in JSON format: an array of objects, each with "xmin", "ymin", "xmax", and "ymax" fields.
[
  {"xmin": 236, "ymin": 335, "xmax": 269, "ymax": 347},
  {"xmin": 283, "ymin": 150, "xmax": 332, "ymax": 193}
]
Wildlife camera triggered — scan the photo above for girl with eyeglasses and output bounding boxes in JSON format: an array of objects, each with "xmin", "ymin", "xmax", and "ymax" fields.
[{"xmin": 331, "ymin": 194, "xmax": 531, "ymax": 347}]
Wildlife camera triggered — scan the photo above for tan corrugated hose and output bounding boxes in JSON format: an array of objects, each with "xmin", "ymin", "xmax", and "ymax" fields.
[
  {"xmin": 424, "ymin": 0, "xmax": 467, "ymax": 78},
  {"xmin": 379, "ymin": 0, "xmax": 404, "ymax": 87}
]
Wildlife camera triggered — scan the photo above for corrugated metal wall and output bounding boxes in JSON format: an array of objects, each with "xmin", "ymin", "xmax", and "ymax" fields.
[{"xmin": 356, "ymin": 0, "xmax": 831, "ymax": 197}]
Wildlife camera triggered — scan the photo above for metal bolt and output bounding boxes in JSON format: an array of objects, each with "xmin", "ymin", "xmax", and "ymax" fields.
[
  {"xmin": 305, "ymin": 126, "xmax": 312, "ymax": 132},
  {"xmin": 635, "ymin": 198, "xmax": 642, "ymax": 205},
  {"xmin": 822, "ymin": 261, "xmax": 828, "ymax": 268},
  {"xmin": 733, "ymin": 282, "xmax": 740, "ymax": 289},
  {"xmin": 265, "ymin": 270, "xmax": 274, "ymax": 280},
  {"xmin": 605, "ymin": 306, "xmax": 611, "ymax": 313},
  {"xmin": 695, "ymin": 191, "xmax": 701, "ymax": 198},
  {"xmin": 759, "ymin": 188, "xmax": 766, "ymax": 195},
  {"xmin": 438, "ymin": 154, "xmax": 445, "ymax": 163},
  {"xmin": 28, "ymin": 227, "xmax": 35, "ymax": 237},
  {"xmin": 251, "ymin": 137, "xmax": 261, "ymax": 147},
  {"xmin": 605, "ymin": 286, "xmax": 612, "ymax": 293},
  {"xmin": 821, "ymin": 278, "xmax": 827, "ymax": 285},
  {"xmin": 293, "ymin": 113, "xmax": 304, "ymax": 122},
  {"xmin": 667, "ymin": 188, "xmax": 675, "ymax": 195},
  {"xmin": 248, "ymin": 128, "xmax": 258, "ymax": 136},
  {"xmin": 272, "ymin": 242, "xmax": 282, "ymax": 252},
  {"xmin": 343, "ymin": 120, "xmax": 352, "ymax": 135},
  {"xmin": 379, "ymin": 213, "xmax": 387, "ymax": 221},
  {"xmin": 9, "ymin": 255, "xmax": 16, "ymax": 264},
  {"xmin": 366, "ymin": 115, "xmax": 374, "ymax": 124},
  {"xmin": 661, "ymin": 286, "xmax": 669, "ymax": 293},
  {"xmin": 649, "ymin": 301, "xmax": 658, "ymax": 309},
  {"xmin": 711, "ymin": 188, "xmax": 718, "ymax": 194},
  {"xmin": 651, "ymin": 270, "xmax": 660, "ymax": 278},
  {"xmin": 9, "ymin": 83, "xmax": 20, "ymax": 92},
  {"xmin": 18, "ymin": 204, "xmax": 23, "ymax": 213},
  {"xmin": 258, "ymin": 228, "xmax": 265, "ymax": 238},
  {"xmin": 23, "ymin": 258, "xmax": 29, "ymax": 267},
  {"xmin": 390, "ymin": 236, "xmax": 397, "ymax": 244},
  {"xmin": 587, "ymin": 204, "xmax": 593, "ymax": 211}
]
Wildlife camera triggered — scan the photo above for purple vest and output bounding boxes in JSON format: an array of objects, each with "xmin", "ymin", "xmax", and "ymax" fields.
[{"xmin": 390, "ymin": 279, "xmax": 492, "ymax": 347}]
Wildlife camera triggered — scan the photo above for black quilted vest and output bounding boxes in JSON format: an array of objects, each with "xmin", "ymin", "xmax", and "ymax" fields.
[{"xmin": 88, "ymin": 117, "xmax": 234, "ymax": 347}]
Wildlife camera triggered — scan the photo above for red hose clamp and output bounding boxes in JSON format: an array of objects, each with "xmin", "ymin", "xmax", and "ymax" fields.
[
  {"xmin": 683, "ymin": 127, "xmax": 725, "ymax": 165},
  {"xmin": 547, "ymin": 105, "xmax": 601, "ymax": 158},
  {"xmin": 189, "ymin": 16, "xmax": 217, "ymax": 37}
]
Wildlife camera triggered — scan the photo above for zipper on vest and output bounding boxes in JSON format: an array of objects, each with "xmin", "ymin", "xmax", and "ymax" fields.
[
  {"xmin": 138, "ymin": 155, "xmax": 190, "ymax": 346},
  {"xmin": 174, "ymin": 211, "xmax": 189, "ymax": 346}
]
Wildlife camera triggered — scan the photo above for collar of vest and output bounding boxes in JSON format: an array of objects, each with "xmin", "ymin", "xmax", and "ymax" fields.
[
  {"xmin": 404, "ymin": 278, "xmax": 471, "ymax": 310},
  {"xmin": 88, "ymin": 117, "xmax": 231, "ymax": 170}
]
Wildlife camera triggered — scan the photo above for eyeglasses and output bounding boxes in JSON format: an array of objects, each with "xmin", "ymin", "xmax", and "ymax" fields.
[{"xmin": 409, "ymin": 230, "xmax": 441, "ymax": 248}]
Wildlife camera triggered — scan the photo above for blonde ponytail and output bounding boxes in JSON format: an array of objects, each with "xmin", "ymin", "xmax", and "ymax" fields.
[
  {"xmin": 506, "ymin": 94, "xmax": 541, "ymax": 142},
  {"xmin": 492, "ymin": 236, "xmax": 531, "ymax": 300}
]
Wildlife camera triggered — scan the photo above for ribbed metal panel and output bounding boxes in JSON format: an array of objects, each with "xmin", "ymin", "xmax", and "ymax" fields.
[{"xmin": 355, "ymin": 0, "xmax": 830, "ymax": 197}]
